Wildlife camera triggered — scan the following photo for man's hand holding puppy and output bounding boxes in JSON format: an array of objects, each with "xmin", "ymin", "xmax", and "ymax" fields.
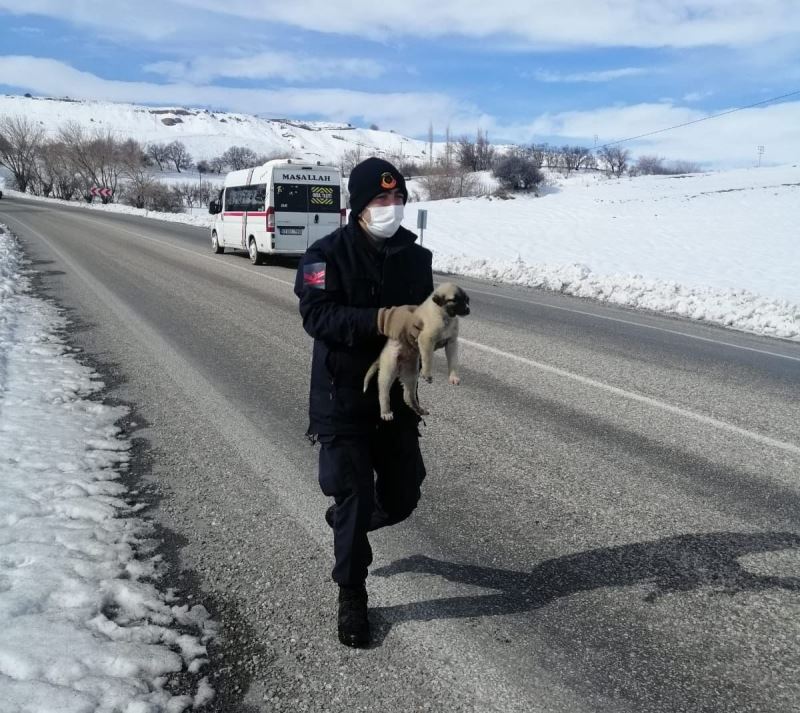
[{"xmin": 377, "ymin": 305, "xmax": 423, "ymax": 348}]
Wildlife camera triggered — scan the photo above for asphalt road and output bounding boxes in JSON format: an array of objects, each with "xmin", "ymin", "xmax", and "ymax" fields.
[{"xmin": 2, "ymin": 195, "xmax": 800, "ymax": 713}]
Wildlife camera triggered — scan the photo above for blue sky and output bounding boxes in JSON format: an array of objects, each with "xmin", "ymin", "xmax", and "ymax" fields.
[{"xmin": 1, "ymin": 1, "xmax": 799, "ymax": 165}]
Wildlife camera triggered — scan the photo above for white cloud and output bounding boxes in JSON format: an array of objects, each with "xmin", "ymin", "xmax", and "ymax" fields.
[
  {"xmin": 0, "ymin": 56, "xmax": 469, "ymax": 137},
  {"xmin": 0, "ymin": 0, "xmax": 190, "ymax": 40},
  {"xmin": 174, "ymin": 0, "xmax": 800, "ymax": 48},
  {"xmin": 3, "ymin": 1, "xmax": 800, "ymax": 48},
  {"xmin": 530, "ymin": 67, "xmax": 649, "ymax": 83},
  {"xmin": 502, "ymin": 100, "xmax": 800, "ymax": 167},
  {"xmin": 1, "ymin": 56, "xmax": 797, "ymax": 168},
  {"xmin": 144, "ymin": 52, "xmax": 384, "ymax": 83}
]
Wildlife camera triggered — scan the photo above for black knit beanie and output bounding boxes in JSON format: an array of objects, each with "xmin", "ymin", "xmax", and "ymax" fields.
[{"xmin": 347, "ymin": 157, "xmax": 407, "ymax": 218}]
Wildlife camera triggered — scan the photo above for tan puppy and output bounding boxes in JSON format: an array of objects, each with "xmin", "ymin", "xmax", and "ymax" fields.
[{"xmin": 364, "ymin": 283, "xmax": 470, "ymax": 421}]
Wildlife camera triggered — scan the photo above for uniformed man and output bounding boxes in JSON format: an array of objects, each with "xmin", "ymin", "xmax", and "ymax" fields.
[{"xmin": 295, "ymin": 157, "xmax": 433, "ymax": 647}]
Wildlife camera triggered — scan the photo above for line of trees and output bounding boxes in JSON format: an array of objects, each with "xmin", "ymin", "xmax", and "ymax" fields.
[
  {"xmin": 2, "ymin": 114, "xmax": 705, "ymax": 210},
  {"xmin": 0, "ymin": 116, "xmax": 284, "ymax": 212},
  {"xmin": 0, "ymin": 116, "xmax": 155, "ymax": 203},
  {"xmin": 629, "ymin": 154, "xmax": 701, "ymax": 176}
]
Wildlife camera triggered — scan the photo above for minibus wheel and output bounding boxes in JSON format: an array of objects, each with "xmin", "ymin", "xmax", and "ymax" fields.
[
  {"xmin": 211, "ymin": 231, "xmax": 224, "ymax": 254},
  {"xmin": 249, "ymin": 237, "xmax": 265, "ymax": 265}
]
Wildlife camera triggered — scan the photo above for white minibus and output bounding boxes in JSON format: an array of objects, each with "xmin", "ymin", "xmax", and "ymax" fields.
[{"xmin": 208, "ymin": 159, "xmax": 344, "ymax": 264}]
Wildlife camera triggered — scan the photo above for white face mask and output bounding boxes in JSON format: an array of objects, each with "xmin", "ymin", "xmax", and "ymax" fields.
[{"xmin": 363, "ymin": 204, "xmax": 404, "ymax": 239}]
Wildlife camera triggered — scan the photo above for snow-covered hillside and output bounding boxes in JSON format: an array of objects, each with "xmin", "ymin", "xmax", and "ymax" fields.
[{"xmin": 0, "ymin": 94, "xmax": 435, "ymax": 164}]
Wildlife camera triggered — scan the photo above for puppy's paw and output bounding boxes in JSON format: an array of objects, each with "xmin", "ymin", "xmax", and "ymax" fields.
[
  {"xmin": 449, "ymin": 375, "xmax": 461, "ymax": 385},
  {"xmin": 422, "ymin": 374, "xmax": 433, "ymax": 384},
  {"xmin": 416, "ymin": 406, "xmax": 430, "ymax": 416},
  {"xmin": 381, "ymin": 411, "xmax": 394, "ymax": 421}
]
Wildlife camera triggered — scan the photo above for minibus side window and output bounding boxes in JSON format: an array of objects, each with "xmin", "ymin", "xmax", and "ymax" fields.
[
  {"xmin": 225, "ymin": 186, "xmax": 244, "ymax": 212},
  {"xmin": 224, "ymin": 185, "xmax": 266, "ymax": 212},
  {"xmin": 253, "ymin": 184, "xmax": 266, "ymax": 211}
]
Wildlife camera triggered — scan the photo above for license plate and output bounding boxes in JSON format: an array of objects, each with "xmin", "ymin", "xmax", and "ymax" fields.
[{"xmin": 279, "ymin": 227, "xmax": 304, "ymax": 235}]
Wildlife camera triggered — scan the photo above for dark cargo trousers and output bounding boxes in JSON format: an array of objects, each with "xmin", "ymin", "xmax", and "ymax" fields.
[{"xmin": 318, "ymin": 424, "xmax": 427, "ymax": 588}]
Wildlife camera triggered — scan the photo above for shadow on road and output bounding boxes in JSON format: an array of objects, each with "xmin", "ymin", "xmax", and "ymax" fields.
[{"xmin": 370, "ymin": 531, "xmax": 800, "ymax": 643}]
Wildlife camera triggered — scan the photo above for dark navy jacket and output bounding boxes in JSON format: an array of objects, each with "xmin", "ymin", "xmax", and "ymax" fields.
[{"xmin": 295, "ymin": 215, "xmax": 433, "ymax": 435}]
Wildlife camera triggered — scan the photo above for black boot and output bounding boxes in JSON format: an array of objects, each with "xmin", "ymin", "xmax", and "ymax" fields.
[
  {"xmin": 337, "ymin": 585, "xmax": 370, "ymax": 647},
  {"xmin": 325, "ymin": 504, "xmax": 335, "ymax": 528}
]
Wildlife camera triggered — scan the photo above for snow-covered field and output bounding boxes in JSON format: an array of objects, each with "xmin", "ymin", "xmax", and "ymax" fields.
[
  {"xmin": 424, "ymin": 164, "xmax": 800, "ymax": 341},
  {"xmin": 7, "ymin": 163, "xmax": 799, "ymax": 341},
  {"xmin": 0, "ymin": 225, "xmax": 215, "ymax": 711}
]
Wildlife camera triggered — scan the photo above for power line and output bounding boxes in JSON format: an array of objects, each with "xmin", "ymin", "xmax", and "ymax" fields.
[{"xmin": 597, "ymin": 89, "xmax": 800, "ymax": 150}]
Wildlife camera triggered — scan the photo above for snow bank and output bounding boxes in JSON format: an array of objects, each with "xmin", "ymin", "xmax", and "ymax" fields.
[
  {"xmin": 0, "ymin": 225, "xmax": 215, "ymax": 711},
  {"xmin": 5, "ymin": 190, "xmax": 214, "ymax": 228},
  {"xmin": 435, "ymin": 254, "xmax": 800, "ymax": 341}
]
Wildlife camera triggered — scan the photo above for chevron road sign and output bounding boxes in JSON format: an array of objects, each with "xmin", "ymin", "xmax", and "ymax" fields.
[{"xmin": 90, "ymin": 187, "xmax": 112, "ymax": 198}]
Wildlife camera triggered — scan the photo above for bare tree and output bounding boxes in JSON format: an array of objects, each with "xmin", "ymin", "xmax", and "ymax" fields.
[
  {"xmin": 208, "ymin": 156, "xmax": 227, "ymax": 174},
  {"xmin": 0, "ymin": 115, "xmax": 45, "ymax": 192},
  {"xmin": 339, "ymin": 146, "xmax": 364, "ymax": 175},
  {"xmin": 164, "ymin": 141, "xmax": 192, "ymax": 173},
  {"xmin": 666, "ymin": 159, "xmax": 701, "ymax": 174},
  {"xmin": 543, "ymin": 144, "xmax": 562, "ymax": 170},
  {"xmin": 37, "ymin": 140, "xmax": 80, "ymax": 200},
  {"xmin": 120, "ymin": 139, "xmax": 157, "ymax": 208},
  {"xmin": 419, "ymin": 167, "xmax": 482, "ymax": 200},
  {"xmin": 599, "ymin": 146, "xmax": 630, "ymax": 177},
  {"xmin": 173, "ymin": 179, "xmax": 216, "ymax": 209},
  {"xmin": 456, "ymin": 135, "xmax": 477, "ymax": 172},
  {"xmin": 28, "ymin": 142, "xmax": 54, "ymax": 197},
  {"xmin": 146, "ymin": 143, "xmax": 170, "ymax": 171},
  {"xmin": 561, "ymin": 146, "xmax": 594, "ymax": 175},
  {"xmin": 427, "ymin": 122, "xmax": 434, "ymax": 167},
  {"xmin": 145, "ymin": 183, "xmax": 184, "ymax": 212},
  {"xmin": 634, "ymin": 155, "xmax": 666, "ymax": 175},
  {"xmin": 58, "ymin": 123, "xmax": 126, "ymax": 202},
  {"xmin": 443, "ymin": 124, "xmax": 453, "ymax": 171},
  {"xmin": 220, "ymin": 145, "xmax": 258, "ymax": 171},
  {"xmin": 493, "ymin": 150, "xmax": 545, "ymax": 192},
  {"xmin": 474, "ymin": 129, "xmax": 495, "ymax": 171},
  {"xmin": 527, "ymin": 144, "xmax": 546, "ymax": 169}
]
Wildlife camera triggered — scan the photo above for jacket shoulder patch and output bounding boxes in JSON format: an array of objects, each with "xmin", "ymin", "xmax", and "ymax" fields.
[{"xmin": 303, "ymin": 261, "xmax": 326, "ymax": 289}]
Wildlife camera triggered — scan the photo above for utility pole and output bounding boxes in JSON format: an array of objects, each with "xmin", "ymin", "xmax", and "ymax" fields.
[{"xmin": 757, "ymin": 145, "xmax": 765, "ymax": 167}]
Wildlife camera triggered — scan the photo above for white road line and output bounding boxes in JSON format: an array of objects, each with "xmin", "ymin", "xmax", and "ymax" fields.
[
  {"xmin": 462, "ymin": 337, "xmax": 800, "ymax": 457},
  {"xmin": 6, "ymin": 209, "xmax": 799, "ymax": 457},
  {"xmin": 460, "ymin": 284, "xmax": 800, "ymax": 364}
]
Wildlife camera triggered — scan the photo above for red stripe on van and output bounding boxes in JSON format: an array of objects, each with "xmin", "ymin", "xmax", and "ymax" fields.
[{"xmin": 224, "ymin": 211, "xmax": 244, "ymax": 216}]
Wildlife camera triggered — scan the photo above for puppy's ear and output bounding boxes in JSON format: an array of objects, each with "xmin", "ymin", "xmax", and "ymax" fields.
[{"xmin": 432, "ymin": 293, "xmax": 446, "ymax": 306}]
